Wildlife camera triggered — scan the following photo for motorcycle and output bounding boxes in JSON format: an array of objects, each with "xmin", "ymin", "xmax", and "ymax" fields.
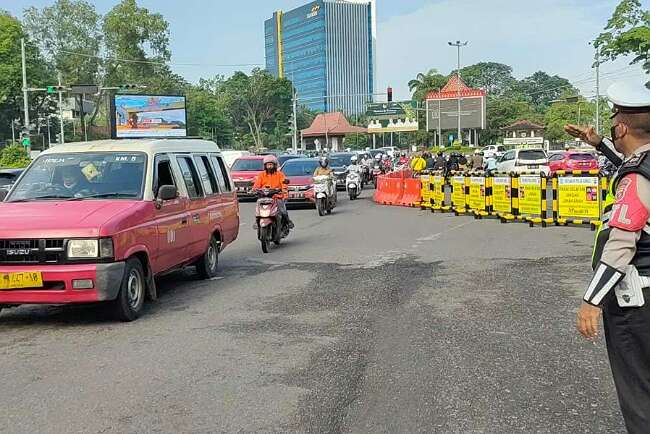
[
  {"xmin": 255, "ymin": 188, "xmax": 291, "ymax": 253},
  {"xmin": 346, "ymin": 169, "xmax": 362, "ymax": 200},
  {"xmin": 313, "ymin": 175, "xmax": 337, "ymax": 216},
  {"xmin": 371, "ymin": 163, "xmax": 383, "ymax": 188}
]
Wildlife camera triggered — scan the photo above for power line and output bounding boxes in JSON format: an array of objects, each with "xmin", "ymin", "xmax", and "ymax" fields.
[{"xmin": 57, "ymin": 49, "xmax": 262, "ymax": 68}]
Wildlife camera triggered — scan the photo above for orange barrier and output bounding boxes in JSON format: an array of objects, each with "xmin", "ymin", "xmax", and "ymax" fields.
[
  {"xmin": 373, "ymin": 175, "xmax": 403, "ymax": 205},
  {"xmin": 397, "ymin": 178, "xmax": 422, "ymax": 207}
]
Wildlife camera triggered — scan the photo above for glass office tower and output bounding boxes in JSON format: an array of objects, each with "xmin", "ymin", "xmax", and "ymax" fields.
[{"xmin": 264, "ymin": 0, "xmax": 376, "ymax": 114}]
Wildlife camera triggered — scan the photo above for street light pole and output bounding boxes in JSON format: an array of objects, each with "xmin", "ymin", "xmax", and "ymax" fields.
[
  {"xmin": 21, "ymin": 38, "xmax": 31, "ymax": 152},
  {"xmin": 448, "ymin": 40, "xmax": 467, "ymax": 145},
  {"xmin": 58, "ymin": 72, "xmax": 65, "ymax": 144},
  {"xmin": 595, "ymin": 46, "xmax": 600, "ymax": 134}
]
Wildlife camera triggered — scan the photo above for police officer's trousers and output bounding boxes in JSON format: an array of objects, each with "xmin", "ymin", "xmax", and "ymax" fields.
[{"xmin": 603, "ymin": 290, "xmax": 650, "ymax": 433}]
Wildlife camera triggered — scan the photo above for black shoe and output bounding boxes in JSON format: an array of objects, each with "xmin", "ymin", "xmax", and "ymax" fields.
[{"xmin": 288, "ymin": 221, "xmax": 295, "ymax": 229}]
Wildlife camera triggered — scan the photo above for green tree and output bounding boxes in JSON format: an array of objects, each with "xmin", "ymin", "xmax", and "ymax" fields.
[
  {"xmin": 222, "ymin": 69, "xmax": 292, "ymax": 149},
  {"xmin": 23, "ymin": 0, "xmax": 102, "ymax": 84},
  {"xmin": 102, "ymin": 0, "xmax": 171, "ymax": 85},
  {"xmin": 594, "ymin": 0, "xmax": 650, "ymax": 85},
  {"xmin": 458, "ymin": 62, "xmax": 516, "ymax": 97},
  {"xmin": 514, "ymin": 71, "xmax": 577, "ymax": 109},
  {"xmin": 408, "ymin": 69, "xmax": 448, "ymax": 101},
  {"xmin": 482, "ymin": 97, "xmax": 540, "ymax": 144},
  {"xmin": 0, "ymin": 144, "xmax": 31, "ymax": 168},
  {"xmin": 0, "ymin": 12, "xmax": 54, "ymax": 142}
]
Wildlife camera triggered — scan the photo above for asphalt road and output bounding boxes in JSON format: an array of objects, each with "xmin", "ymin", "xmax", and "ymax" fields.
[{"xmin": 0, "ymin": 188, "xmax": 625, "ymax": 434}]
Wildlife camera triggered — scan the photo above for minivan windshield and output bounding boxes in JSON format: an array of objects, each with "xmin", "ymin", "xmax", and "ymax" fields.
[
  {"xmin": 231, "ymin": 159, "xmax": 264, "ymax": 171},
  {"xmin": 282, "ymin": 160, "xmax": 319, "ymax": 176},
  {"xmin": 7, "ymin": 152, "xmax": 146, "ymax": 202}
]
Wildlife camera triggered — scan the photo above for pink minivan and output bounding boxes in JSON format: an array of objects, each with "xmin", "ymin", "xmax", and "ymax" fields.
[{"xmin": 0, "ymin": 139, "xmax": 239, "ymax": 321}]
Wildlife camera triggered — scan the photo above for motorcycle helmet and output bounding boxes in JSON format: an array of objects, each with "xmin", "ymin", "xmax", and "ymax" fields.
[
  {"xmin": 374, "ymin": 154, "xmax": 382, "ymax": 161},
  {"xmin": 263, "ymin": 155, "xmax": 278, "ymax": 173},
  {"xmin": 382, "ymin": 154, "xmax": 390, "ymax": 161},
  {"xmin": 319, "ymin": 157, "xmax": 329, "ymax": 168},
  {"xmin": 350, "ymin": 155, "xmax": 358, "ymax": 164}
]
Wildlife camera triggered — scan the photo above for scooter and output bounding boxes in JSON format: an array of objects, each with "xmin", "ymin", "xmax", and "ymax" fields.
[
  {"xmin": 346, "ymin": 169, "xmax": 362, "ymax": 200},
  {"xmin": 255, "ymin": 188, "xmax": 290, "ymax": 253},
  {"xmin": 313, "ymin": 175, "xmax": 337, "ymax": 216}
]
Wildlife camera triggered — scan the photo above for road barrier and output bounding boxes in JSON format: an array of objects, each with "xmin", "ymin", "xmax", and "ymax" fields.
[{"xmin": 373, "ymin": 169, "xmax": 608, "ymax": 230}]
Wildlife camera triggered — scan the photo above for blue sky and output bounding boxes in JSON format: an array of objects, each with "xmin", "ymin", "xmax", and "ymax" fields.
[{"xmin": 4, "ymin": 0, "xmax": 649, "ymax": 100}]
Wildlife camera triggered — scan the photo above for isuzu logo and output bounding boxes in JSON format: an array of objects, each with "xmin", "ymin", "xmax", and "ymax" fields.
[{"xmin": 6, "ymin": 249, "xmax": 30, "ymax": 255}]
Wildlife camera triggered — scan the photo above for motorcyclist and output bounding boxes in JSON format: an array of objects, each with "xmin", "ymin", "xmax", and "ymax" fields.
[
  {"xmin": 253, "ymin": 155, "xmax": 294, "ymax": 229},
  {"xmin": 382, "ymin": 154, "xmax": 392, "ymax": 171},
  {"xmin": 314, "ymin": 156, "xmax": 334, "ymax": 177},
  {"xmin": 433, "ymin": 152, "xmax": 446, "ymax": 170},
  {"xmin": 468, "ymin": 149, "xmax": 484, "ymax": 171},
  {"xmin": 410, "ymin": 152, "xmax": 427, "ymax": 172},
  {"xmin": 348, "ymin": 154, "xmax": 362, "ymax": 173},
  {"xmin": 397, "ymin": 152, "xmax": 409, "ymax": 166}
]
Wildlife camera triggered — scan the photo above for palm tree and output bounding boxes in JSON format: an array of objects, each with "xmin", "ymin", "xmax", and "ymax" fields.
[{"xmin": 408, "ymin": 68, "xmax": 448, "ymax": 101}]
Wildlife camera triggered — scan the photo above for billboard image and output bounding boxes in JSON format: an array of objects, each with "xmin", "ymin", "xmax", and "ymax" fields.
[
  {"xmin": 113, "ymin": 95, "xmax": 187, "ymax": 138},
  {"xmin": 366, "ymin": 101, "xmax": 419, "ymax": 133},
  {"xmin": 426, "ymin": 96, "xmax": 486, "ymax": 131}
]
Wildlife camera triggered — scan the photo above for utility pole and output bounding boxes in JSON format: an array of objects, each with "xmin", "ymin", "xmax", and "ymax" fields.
[
  {"xmin": 448, "ymin": 40, "xmax": 468, "ymax": 145},
  {"xmin": 58, "ymin": 72, "xmax": 65, "ymax": 144},
  {"xmin": 11, "ymin": 120, "xmax": 16, "ymax": 144},
  {"xmin": 21, "ymin": 38, "xmax": 31, "ymax": 152},
  {"xmin": 595, "ymin": 46, "xmax": 601, "ymax": 134}
]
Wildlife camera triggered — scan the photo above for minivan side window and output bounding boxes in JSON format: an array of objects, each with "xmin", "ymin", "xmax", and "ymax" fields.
[
  {"xmin": 154, "ymin": 158, "xmax": 177, "ymax": 197},
  {"xmin": 211, "ymin": 155, "xmax": 232, "ymax": 193},
  {"xmin": 176, "ymin": 156, "xmax": 203, "ymax": 199},
  {"xmin": 194, "ymin": 155, "xmax": 219, "ymax": 196}
]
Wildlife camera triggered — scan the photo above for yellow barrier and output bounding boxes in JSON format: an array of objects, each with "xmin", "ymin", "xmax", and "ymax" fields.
[{"xmin": 419, "ymin": 174, "xmax": 432, "ymax": 209}]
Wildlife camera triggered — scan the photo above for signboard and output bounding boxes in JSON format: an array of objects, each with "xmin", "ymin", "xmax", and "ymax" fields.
[
  {"xmin": 492, "ymin": 176, "xmax": 512, "ymax": 214},
  {"xmin": 451, "ymin": 176, "xmax": 466, "ymax": 209},
  {"xmin": 70, "ymin": 84, "xmax": 99, "ymax": 95},
  {"xmin": 367, "ymin": 101, "xmax": 418, "ymax": 133},
  {"xmin": 468, "ymin": 176, "xmax": 486, "ymax": 211},
  {"xmin": 427, "ymin": 96, "xmax": 486, "ymax": 131},
  {"xmin": 432, "ymin": 175, "xmax": 445, "ymax": 206},
  {"xmin": 112, "ymin": 95, "xmax": 187, "ymax": 139},
  {"xmin": 558, "ymin": 176, "xmax": 600, "ymax": 219},
  {"xmin": 518, "ymin": 175, "xmax": 542, "ymax": 216},
  {"xmin": 503, "ymin": 137, "xmax": 544, "ymax": 146}
]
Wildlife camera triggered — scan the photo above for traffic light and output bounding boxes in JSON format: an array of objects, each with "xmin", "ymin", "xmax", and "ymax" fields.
[
  {"xmin": 19, "ymin": 131, "xmax": 31, "ymax": 148},
  {"xmin": 387, "ymin": 87, "xmax": 393, "ymax": 102},
  {"xmin": 46, "ymin": 85, "xmax": 66, "ymax": 94},
  {"xmin": 119, "ymin": 84, "xmax": 140, "ymax": 91}
]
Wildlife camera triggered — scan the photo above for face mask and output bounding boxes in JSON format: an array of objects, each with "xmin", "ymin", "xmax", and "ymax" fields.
[{"xmin": 611, "ymin": 123, "xmax": 624, "ymax": 152}]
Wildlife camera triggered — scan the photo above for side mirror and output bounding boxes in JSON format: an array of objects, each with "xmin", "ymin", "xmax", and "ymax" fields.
[
  {"xmin": 158, "ymin": 185, "xmax": 178, "ymax": 201},
  {"xmin": 0, "ymin": 189, "xmax": 7, "ymax": 201},
  {"xmin": 283, "ymin": 179, "xmax": 290, "ymax": 185}
]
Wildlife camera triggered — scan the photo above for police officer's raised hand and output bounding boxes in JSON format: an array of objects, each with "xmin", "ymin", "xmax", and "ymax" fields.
[
  {"xmin": 564, "ymin": 125, "xmax": 602, "ymax": 147},
  {"xmin": 577, "ymin": 302, "xmax": 601, "ymax": 339}
]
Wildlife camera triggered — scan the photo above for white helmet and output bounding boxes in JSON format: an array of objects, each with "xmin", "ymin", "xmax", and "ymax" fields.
[
  {"xmin": 374, "ymin": 154, "xmax": 382, "ymax": 161},
  {"xmin": 350, "ymin": 155, "xmax": 358, "ymax": 163}
]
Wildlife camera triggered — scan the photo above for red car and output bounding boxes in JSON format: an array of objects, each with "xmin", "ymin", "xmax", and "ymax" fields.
[
  {"xmin": 0, "ymin": 139, "xmax": 240, "ymax": 321},
  {"xmin": 281, "ymin": 158, "xmax": 319, "ymax": 206},
  {"xmin": 548, "ymin": 151, "xmax": 599, "ymax": 173},
  {"xmin": 230, "ymin": 156, "xmax": 265, "ymax": 199}
]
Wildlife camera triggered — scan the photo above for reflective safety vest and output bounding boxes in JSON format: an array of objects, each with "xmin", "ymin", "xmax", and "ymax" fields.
[{"xmin": 592, "ymin": 151, "xmax": 650, "ymax": 276}]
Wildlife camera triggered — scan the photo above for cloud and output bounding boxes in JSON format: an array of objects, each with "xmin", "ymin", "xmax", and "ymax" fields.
[{"xmin": 376, "ymin": 0, "xmax": 643, "ymax": 100}]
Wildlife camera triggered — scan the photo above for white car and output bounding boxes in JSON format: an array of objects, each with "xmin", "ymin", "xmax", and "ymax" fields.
[
  {"xmin": 495, "ymin": 148, "xmax": 550, "ymax": 175},
  {"xmin": 378, "ymin": 146, "xmax": 399, "ymax": 158},
  {"xmin": 481, "ymin": 145, "xmax": 506, "ymax": 159}
]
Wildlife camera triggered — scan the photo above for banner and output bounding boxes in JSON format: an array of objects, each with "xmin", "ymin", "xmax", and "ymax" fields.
[
  {"xmin": 451, "ymin": 176, "xmax": 466, "ymax": 209},
  {"xmin": 468, "ymin": 177, "xmax": 486, "ymax": 211},
  {"xmin": 558, "ymin": 176, "xmax": 600, "ymax": 219},
  {"xmin": 432, "ymin": 175, "xmax": 445, "ymax": 206},
  {"xmin": 367, "ymin": 101, "xmax": 419, "ymax": 133},
  {"xmin": 492, "ymin": 176, "xmax": 512, "ymax": 214},
  {"xmin": 518, "ymin": 175, "xmax": 542, "ymax": 216}
]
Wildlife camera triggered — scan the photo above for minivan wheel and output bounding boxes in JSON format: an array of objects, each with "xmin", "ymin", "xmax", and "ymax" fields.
[
  {"xmin": 197, "ymin": 236, "xmax": 219, "ymax": 279},
  {"xmin": 111, "ymin": 258, "xmax": 146, "ymax": 322}
]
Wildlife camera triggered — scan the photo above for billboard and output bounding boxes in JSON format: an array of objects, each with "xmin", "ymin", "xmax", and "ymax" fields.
[
  {"xmin": 426, "ymin": 96, "xmax": 486, "ymax": 131},
  {"xmin": 367, "ymin": 101, "xmax": 419, "ymax": 133},
  {"xmin": 112, "ymin": 95, "xmax": 187, "ymax": 138}
]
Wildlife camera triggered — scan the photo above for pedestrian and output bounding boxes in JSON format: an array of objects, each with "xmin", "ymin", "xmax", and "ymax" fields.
[{"xmin": 565, "ymin": 81, "xmax": 650, "ymax": 434}]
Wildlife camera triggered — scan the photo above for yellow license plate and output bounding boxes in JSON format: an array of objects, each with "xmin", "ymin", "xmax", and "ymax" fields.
[{"xmin": 0, "ymin": 272, "xmax": 43, "ymax": 290}]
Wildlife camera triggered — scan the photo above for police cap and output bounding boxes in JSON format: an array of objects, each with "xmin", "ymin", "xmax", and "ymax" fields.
[{"xmin": 606, "ymin": 81, "xmax": 650, "ymax": 117}]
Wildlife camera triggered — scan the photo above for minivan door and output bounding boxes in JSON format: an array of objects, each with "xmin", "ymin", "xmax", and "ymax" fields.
[{"xmin": 152, "ymin": 155, "xmax": 193, "ymax": 274}]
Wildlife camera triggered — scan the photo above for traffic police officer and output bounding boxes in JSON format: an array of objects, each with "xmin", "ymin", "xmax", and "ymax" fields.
[{"xmin": 565, "ymin": 81, "xmax": 650, "ymax": 433}]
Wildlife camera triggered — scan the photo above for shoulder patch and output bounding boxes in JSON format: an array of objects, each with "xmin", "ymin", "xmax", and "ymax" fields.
[
  {"xmin": 623, "ymin": 152, "xmax": 647, "ymax": 168},
  {"xmin": 610, "ymin": 174, "xmax": 650, "ymax": 232}
]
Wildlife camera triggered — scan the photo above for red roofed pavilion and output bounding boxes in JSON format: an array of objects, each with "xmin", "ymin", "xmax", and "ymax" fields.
[{"xmin": 301, "ymin": 112, "xmax": 366, "ymax": 151}]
